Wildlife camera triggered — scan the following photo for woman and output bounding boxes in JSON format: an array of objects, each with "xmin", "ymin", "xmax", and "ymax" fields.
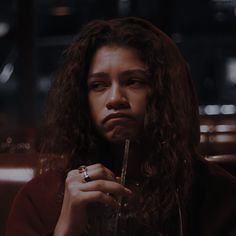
[{"xmin": 6, "ymin": 17, "xmax": 236, "ymax": 236}]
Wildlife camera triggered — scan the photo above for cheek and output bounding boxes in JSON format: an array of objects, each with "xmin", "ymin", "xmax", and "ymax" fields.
[{"xmin": 131, "ymin": 93, "xmax": 149, "ymax": 116}]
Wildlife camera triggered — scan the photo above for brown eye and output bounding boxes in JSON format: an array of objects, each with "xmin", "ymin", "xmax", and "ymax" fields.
[
  {"xmin": 126, "ymin": 78, "xmax": 147, "ymax": 88},
  {"xmin": 88, "ymin": 81, "xmax": 108, "ymax": 92}
]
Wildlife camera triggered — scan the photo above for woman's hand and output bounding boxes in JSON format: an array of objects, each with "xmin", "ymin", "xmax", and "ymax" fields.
[{"xmin": 53, "ymin": 163, "xmax": 132, "ymax": 236}]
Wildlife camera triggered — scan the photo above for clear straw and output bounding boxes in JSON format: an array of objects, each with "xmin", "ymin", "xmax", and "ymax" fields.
[{"xmin": 114, "ymin": 139, "xmax": 130, "ymax": 236}]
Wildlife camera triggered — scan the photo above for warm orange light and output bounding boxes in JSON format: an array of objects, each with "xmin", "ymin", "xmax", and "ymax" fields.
[{"xmin": 51, "ymin": 6, "xmax": 71, "ymax": 16}]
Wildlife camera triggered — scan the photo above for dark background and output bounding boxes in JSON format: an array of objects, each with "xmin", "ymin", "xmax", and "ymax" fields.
[
  {"xmin": 1, "ymin": 0, "xmax": 236, "ymax": 128},
  {"xmin": 1, "ymin": 2, "xmax": 236, "ymax": 234}
]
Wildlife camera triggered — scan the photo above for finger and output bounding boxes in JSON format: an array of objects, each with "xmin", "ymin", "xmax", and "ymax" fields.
[
  {"xmin": 81, "ymin": 191, "xmax": 119, "ymax": 208},
  {"xmin": 115, "ymin": 176, "xmax": 121, "ymax": 183},
  {"xmin": 80, "ymin": 180, "xmax": 132, "ymax": 197},
  {"xmin": 88, "ymin": 163, "xmax": 116, "ymax": 181},
  {"xmin": 88, "ymin": 168, "xmax": 115, "ymax": 181},
  {"xmin": 66, "ymin": 170, "xmax": 84, "ymax": 183},
  {"xmin": 68, "ymin": 164, "xmax": 116, "ymax": 182}
]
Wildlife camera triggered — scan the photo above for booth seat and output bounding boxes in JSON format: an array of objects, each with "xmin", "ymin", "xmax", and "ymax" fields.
[
  {"xmin": 200, "ymin": 115, "xmax": 236, "ymax": 155},
  {"xmin": 0, "ymin": 153, "xmax": 43, "ymax": 236}
]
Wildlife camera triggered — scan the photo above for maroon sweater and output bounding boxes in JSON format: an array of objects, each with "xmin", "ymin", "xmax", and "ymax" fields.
[
  {"xmin": 5, "ymin": 160, "xmax": 236, "ymax": 236},
  {"xmin": 5, "ymin": 171, "xmax": 63, "ymax": 236}
]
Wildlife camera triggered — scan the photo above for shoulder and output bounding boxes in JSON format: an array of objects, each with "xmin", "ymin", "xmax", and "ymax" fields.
[
  {"xmin": 193, "ymin": 158, "xmax": 236, "ymax": 198},
  {"xmin": 6, "ymin": 170, "xmax": 65, "ymax": 236},
  {"xmin": 190, "ymin": 159, "xmax": 236, "ymax": 236},
  {"xmin": 18, "ymin": 170, "xmax": 65, "ymax": 216},
  {"xmin": 23, "ymin": 170, "xmax": 65, "ymax": 203}
]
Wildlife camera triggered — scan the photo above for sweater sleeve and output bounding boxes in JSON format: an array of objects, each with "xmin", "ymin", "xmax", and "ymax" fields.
[
  {"xmin": 5, "ymin": 171, "xmax": 63, "ymax": 236},
  {"xmin": 5, "ymin": 186, "xmax": 46, "ymax": 236}
]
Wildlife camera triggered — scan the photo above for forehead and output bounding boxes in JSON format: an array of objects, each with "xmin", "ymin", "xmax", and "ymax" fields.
[{"xmin": 88, "ymin": 45, "xmax": 146, "ymax": 73}]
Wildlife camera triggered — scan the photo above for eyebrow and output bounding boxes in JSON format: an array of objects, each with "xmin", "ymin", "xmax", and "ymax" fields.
[
  {"xmin": 87, "ymin": 72, "xmax": 108, "ymax": 80},
  {"xmin": 88, "ymin": 69, "xmax": 149, "ymax": 81},
  {"xmin": 119, "ymin": 69, "xmax": 149, "ymax": 78}
]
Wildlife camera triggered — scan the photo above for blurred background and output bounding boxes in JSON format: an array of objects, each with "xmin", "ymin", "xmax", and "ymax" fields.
[
  {"xmin": 1, "ymin": 0, "xmax": 236, "ymax": 153},
  {"xmin": 1, "ymin": 1, "xmax": 236, "ymax": 234}
]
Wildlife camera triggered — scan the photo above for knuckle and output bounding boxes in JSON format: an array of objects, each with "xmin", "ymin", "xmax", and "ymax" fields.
[
  {"xmin": 66, "ymin": 181, "xmax": 82, "ymax": 195},
  {"xmin": 67, "ymin": 169, "xmax": 76, "ymax": 177},
  {"xmin": 65, "ymin": 176, "xmax": 72, "ymax": 185},
  {"xmin": 66, "ymin": 170, "xmax": 77, "ymax": 182},
  {"xmin": 67, "ymin": 182, "xmax": 76, "ymax": 192},
  {"xmin": 96, "ymin": 191, "xmax": 105, "ymax": 200},
  {"xmin": 95, "ymin": 163, "xmax": 103, "ymax": 169},
  {"xmin": 107, "ymin": 171, "xmax": 115, "ymax": 180},
  {"xmin": 101, "ymin": 168, "xmax": 107, "ymax": 176},
  {"xmin": 68, "ymin": 185, "xmax": 83, "ymax": 200},
  {"xmin": 95, "ymin": 180, "xmax": 104, "ymax": 189}
]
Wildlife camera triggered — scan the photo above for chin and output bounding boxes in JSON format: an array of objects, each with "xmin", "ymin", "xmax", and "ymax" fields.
[{"xmin": 105, "ymin": 128, "xmax": 139, "ymax": 144}]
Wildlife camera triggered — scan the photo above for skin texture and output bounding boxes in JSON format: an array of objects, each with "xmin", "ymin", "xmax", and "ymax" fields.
[
  {"xmin": 87, "ymin": 46, "xmax": 150, "ymax": 143},
  {"xmin": 54, "ymin": 164, "xmax": 132, "ymax": 236},
  {"xmin": 43, "ymin": 17, "xmax": 199, "ymax": 235},
  {"xmin": 54, "ymin": 45, "xmax": 150, "ymax": 236}
]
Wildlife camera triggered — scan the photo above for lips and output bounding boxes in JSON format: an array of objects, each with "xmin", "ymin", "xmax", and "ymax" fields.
[{"xmin": 102, "ymin": 113, "xmax": 134, "ymax": 124}]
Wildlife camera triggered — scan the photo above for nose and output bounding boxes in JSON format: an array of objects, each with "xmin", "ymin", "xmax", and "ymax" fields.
[{"xmin": 106, "ymin": 84, "xmax": 129, "ymax": 110}]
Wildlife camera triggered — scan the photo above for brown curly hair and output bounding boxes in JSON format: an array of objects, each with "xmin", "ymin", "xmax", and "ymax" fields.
[{"xmin": 42, "ymin": 17, "xmax": 200, "ymax": 235}]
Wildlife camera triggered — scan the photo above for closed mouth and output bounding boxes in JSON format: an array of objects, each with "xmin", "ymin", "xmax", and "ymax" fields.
[{"xmin": 102, "ymin": 113, "xmax": 134, "ymax": 124}]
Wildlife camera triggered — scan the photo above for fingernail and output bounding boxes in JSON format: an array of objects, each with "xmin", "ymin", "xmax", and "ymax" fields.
[
  {"xmin": 124, "ymin": 187, "xmax": 132, "ymax": 195},
  {"xmin": 116, "ymin": 176, "xmax": 121, "ymax": 183}
]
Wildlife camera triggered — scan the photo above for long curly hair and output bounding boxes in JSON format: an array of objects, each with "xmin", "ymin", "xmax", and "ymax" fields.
[{"xmin": 42, "ymin": 17, "xmax": 200, "ymax": 235}]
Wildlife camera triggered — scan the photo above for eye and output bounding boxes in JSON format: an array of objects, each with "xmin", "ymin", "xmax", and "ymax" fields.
[
  {"xmin": 88, "ymin": 81, "xmax": 108, "ymax": 92},
  {"xmin": 126, "ymin": 78, "xmax": 147, "ymax": 88}
]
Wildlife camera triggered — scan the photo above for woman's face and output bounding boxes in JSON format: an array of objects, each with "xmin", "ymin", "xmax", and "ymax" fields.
[{"xmin": 87, "ymin": 45, "xmax": 150, "ymax": 143}]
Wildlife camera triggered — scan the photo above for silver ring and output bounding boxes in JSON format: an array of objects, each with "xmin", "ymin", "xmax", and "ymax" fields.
[
  {"xmin": 78, "ymin": 165, "xmax": 87, "ymax": 174},
  {"xmin": 78, "ymin": 165, "xmax": 92, "ymax": 182}
]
